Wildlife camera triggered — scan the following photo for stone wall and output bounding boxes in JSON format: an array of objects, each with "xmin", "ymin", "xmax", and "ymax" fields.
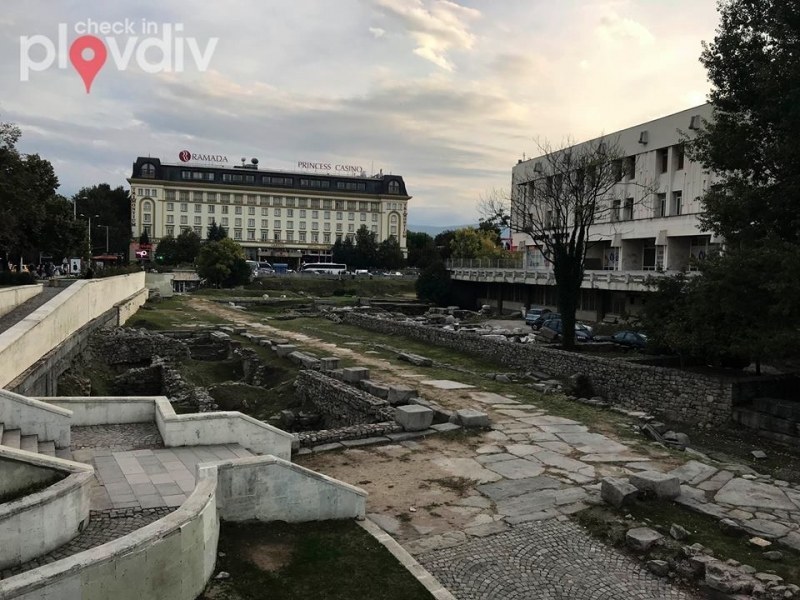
[
  {"xmin": 295, "ymin": 370, "xmax": 394, "ymax": 428},
  {"xmin": 341, "ymin": 313, "xmax": 736, "ymax": 426},
  {"xmin": 296, "ymin": 421, "xmax": 402, "ymax": 448},
  {"xmin": 90, "ymin": 328, "xmax": 190, "ymax": 365}
]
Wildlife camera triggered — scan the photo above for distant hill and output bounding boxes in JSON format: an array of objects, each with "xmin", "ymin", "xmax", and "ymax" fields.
[{"xmin": 407, "ymin": 223, "xmax": 474, "ymax": 237}]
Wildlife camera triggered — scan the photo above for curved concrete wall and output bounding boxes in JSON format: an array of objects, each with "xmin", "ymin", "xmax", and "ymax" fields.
[
  {"xmin": 0, "ymin": 272, "xmax": 146, "ymax": 388},
  {"xmin": 0, "ymin": 448, "xmax": 93, "ymax": 571},
  {"xmin": 0, "ymin": 285, "xmax": 42, "ymax": 319},
  {"xmin": 0, "ymin": 390, "xmax": 71, "ymax": 448}
]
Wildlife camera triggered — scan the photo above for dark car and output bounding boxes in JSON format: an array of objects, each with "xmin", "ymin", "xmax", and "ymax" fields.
[
  {"xmin": 524, "ymin": 307, "xmax": 552, "ymax": 327},
  {"xmin": 529, "ymin": 311, "xmax": 559, "ymax": 329},
  {"xmin": 539, "ymin": 318, "xmax": 593, "ymax": 342},
  {"xmin": 598, "ymin": 330, "xmax": 648, "ymax": 350}
]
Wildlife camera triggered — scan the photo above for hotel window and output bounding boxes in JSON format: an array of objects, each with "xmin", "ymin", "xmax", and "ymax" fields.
[
  {"xmin": 336, "ymin": 212, "xmax": 343, "ymax": 220},
  {"xmin": 248, "ymin": 206, "xmax": 255, "ymax": 215},
  {"xmin": 323, "ymin": 200, "xmax": 332, "ymax": 209},
  {"xmin": 221, "ymin": 217, "xmax": 229, "ymax": 226},
  {"xmin": 261, "ymin": 230, "xmax": 268, "ymax": 241},
  {"xmin": 261, "ymin": 208, "xmax": 268, "ymax": 216},
  {"xmin": 220, "ymin": 193, "xmax": 230, "ymax": 203},
  {"xmin": 248, "ymin": 219, "xmax": 255, "ymax": 227},
  {"xmin": 234, "ymin": 229, "xmax": 242, "ymax": 240},
  {"xmin": 335, "ymin": 200, "xmax": 344, "ymax": 210},
  {"xmin": 221, "ymin": 205, "xmax": 229, "ymax": 214},
  {"xmin": 167, "ymin": 202, "xmax": 174, "ymax": 211},
  {"xmin": 348, "ymin": 212, "xmax": 355, "ymax": 221},
  {"xmin": 137, "ymin": 187, "xmax": 144, "ymax": 196},
  {"xmin": 287, "ymin": 232, "xmax": 294, "ymax": 241},
  {"xmin": 179, "ymin": 191, "xmax": 189, "ymax": 201},
  {"xmin": 371, "ymin": 225, "xmax": 377, "ymax": 233},
  {"xmin": 388, "ymin": 181, "xmax": 400, "ymax": 194},
  {"xmin": 312, "ymin": 210, "xmax": 318, "ymax": 219},
  {"xmin": 324, "ymin": 211, "xmax": 330, "ymax": 219},
  {"xmin": 299, "ymin": 222, "xmax": 306, "ymax": 230},
  {"xmin": 275, "ymin": 208, "xmax": 281, "ymax": 217},
  {"xmin": 672, "ymin": 191, "xmax": 683, "ymax": 215},
  {"xmin": 166, "ymin": 226, "xmax": 174, "ymax": 236},
  {"xmin": 623, "ymin": 197, "xmax": 634, "ymax": 221},
  {"xmin": 235, "ymin": 206, "xmax": 242, "ymax": 215},
  {"xmin": 194, "ymin": 204, "xmax": 201, "ymax": 213},
  {"xmin": 348, "ymin": 224, "xmax": 354, "ymax": 233},
  {"xmin": 141, "ymin": 163, "xmax": 156, "ymax": 177},
  {"xmin": 247, "ymin": 230, "xmax": 255, "ymax": 241},
  {"xmin": 207, "ymin": 205, "xmax": 215, "ymax": 214},
  {"xmin": 657, "ymin": 148, "xmax": 669, "ymax": 174},
  {"xmin": 166, "ymin": 215, "xmax": 174, "ymax": 224},
  {"xmin": 235, "ymin": 218, "xmax": 242, "ymax": 227},
  {"xmin": 360, "ymin": 213, "xmax": 366, "ymax": 222},
  {"xmin": 143, "ymin": 213, "xmax": 152, "ymax": 224},
  {"xmin": 311, "ymin": 232, "xmax": 319, "ymax": 243},
  {"xmin": 165, "ymin": 190, "xmax": 176, "ymax": 201},
  {"xmin": 192, "ymin": 191, "xmax": 203, "ymax": 201},
  {"xmin": 274, "ymin": 220, "xmax": 281, "ymax": 229},
  {"xmin": 287, "ymin": 209, "xmax": 294, "ymax": 218},
  {"xmin": 299, "ymin": 198, "xmax": 308, "ymax": 208},
  {"xmin": 274, "ymin": 231, "xmax": 281, "ymax": 241},
  {"xmin": 312, "ymin": 222, "xmax": 319, "ymax": 230},
  {"xmin": 180, "ymin": 203, "xmax": 188, "ymax": 212},
  {"xmin": 336, "ymin": 223, "xmax": 342, "ymax": 232},
  {"xmin": 372, "ymin": 214, "xmax": 378, "ymax": 222},
  {"xmin": 300, "ymin": 210, "xmax": 306, "ymax": 218},
  {"xmin": 287, "ymin": 221, "xmax": 294, "ymax": 230},
  {"xmin": 655, "ymin": 193, "xmax": 666, "ymax": 217},
  {"xmin": 261, "ymin": 219, "xmax": 268, "ymax": 228},
  {"xmin": 323, "ymin": 233, "xmax": 331, "ymax": 243},
  {"xmin": 324, "ymin": 223, "xmax": 331, "ymax": 231},
  {"xmin": 299, "ymin": 232, "xmax": 306, "ymax": 242},
  {"xmin": 193, "ymin": 227, "xmax": 201, "ymax": 235},
  {"xmin": 675, "ymin": 144, "xmax": 685, "ymax": 170},
  {"xmin": 180, "ymin": 215, "xmax": 188, "ymax": 225},
  {"xmin": 194, "ymin": 216, "xmax": 201, "ymax": 225}
]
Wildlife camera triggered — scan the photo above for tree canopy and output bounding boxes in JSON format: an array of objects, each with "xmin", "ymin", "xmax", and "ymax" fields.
[
  {"xmin": 72, "ymin": 184, "xmax": 131, "ymax": 256},
  {"xmin": 196, "ymin": 238, "xmax": 250, "ymax": 287}
]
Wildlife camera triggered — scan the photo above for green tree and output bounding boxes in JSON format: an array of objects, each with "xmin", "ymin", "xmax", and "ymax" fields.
[
  {"xmin": 377, "ymin": 237, "xmax": 405, "ymax": 270},
  {"xmin": 72, "ymin": 184, "xmax": 131, "ymax": 255},
  {"xmin": 155, "ymin": 235, "xmax": 179, "ymax": 265},
  {"xmin": 415, "ymin": 261, "xmax": 451, "ymax": 305},
  {"xmin": 175, "ymin": 229, "xmax": 201, "ymax": 264},
  {"xmin": 434, "ymin": 230, "xmax": 456, "ymax": 260},
  {"xmin": 206, "ymin": 222, "xmax": 228, "ymax": 241},
  {"xmin": 331, "ymin": 237, "xmax": 356, "ymax": 267},
  {"xmin": 39, "ymin": 195, "xmax": 88, "ymax": 262},
  {"xmin": 197, "ymin": 238, "xmax": 247, "ymax": 287},
  {"xmin": 353, "ymin": 226, "xmax": 378, "ymax": 269},
  {"xmin": 450, "ymin": 227, "xmax": 506, "ymax": 260},
  {"xmin": 406, "ymin": 231, "xmax": 437, "ymax": 268},
  {"xmin": 138, "ymin": 230, "xmax": 150, "ymax": 246}
]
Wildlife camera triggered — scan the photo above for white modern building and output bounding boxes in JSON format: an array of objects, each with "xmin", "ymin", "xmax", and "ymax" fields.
[
  {"xmin": 449, "ymin": 104, "xmax": 720, "ymax": 319},
  {"xmin": 127, "ymin": 155, "xmax": 411, "ymax": 266}
]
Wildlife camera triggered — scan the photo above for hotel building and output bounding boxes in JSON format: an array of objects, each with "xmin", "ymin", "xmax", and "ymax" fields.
[
  {"xmin": 127, "ymin": 156, "xmax": 411, "ymax": 265},
  {"xmin": 449, "ymin": 104, "xmax": 721, "ymax": 320}
]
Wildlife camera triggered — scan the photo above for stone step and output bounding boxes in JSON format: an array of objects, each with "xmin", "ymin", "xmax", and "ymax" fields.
[
  {"xmin": 20, "ymin": 434, "xmax": 39, "ymax": 453},
  {"xmin": 2, "ymin": 428, "xmax": 21, "ymax": 449},
  {"xmin": 38, "ymin": 440, "xmax": 56, "ymax": 457}
]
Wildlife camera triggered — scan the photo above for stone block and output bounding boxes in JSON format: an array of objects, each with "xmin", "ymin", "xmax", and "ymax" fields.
[
  {"xmin": 626, "ymin": 527, "xmax": 663, "ymax": 552},
  {"xmin": 629, "ymin": 471, "xmax": 681, "ymax": 499},
  {"xmin": 387, "ymin": 385, "xmax": 415, "ymax": 405},
  {"xmin": 275, "ymin": 344, "xmax": 297, "ymax": 357},
  {"xmin": 395, "ymin": 405, "xmax": 434, "ymax": 432},
  {"xmin": 601, "ymin": 477, "xmax": 638, "ymax": 508},
  {"xmin": 319, "ymin": 357, "xmax": 340, "ymax": 370},
  {"xmin": 398, "ymin": 352, "xmax": 433, "ymax": 367},
  {"xmin": 431, "ymin": 423, "xmax": 461, "ymax": 433},
  {"xmin": 342, "ymin": 367, "xmax": 370, "ymax": 383},
  {"xmin": 361, "ymin": 380, "xmax": 390, "ymax": 398},
  {"xmin": 456, "ymin": 409, "xmax": 490, "ymax": 428}
]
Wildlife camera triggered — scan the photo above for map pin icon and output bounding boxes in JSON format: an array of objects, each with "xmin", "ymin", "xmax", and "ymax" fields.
[{"xmin": 69, "ymin": 35, "xmax": 107, "ymax": 93}]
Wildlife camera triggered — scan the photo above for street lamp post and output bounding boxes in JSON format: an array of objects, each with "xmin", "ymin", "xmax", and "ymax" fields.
[
  {"xmin": 80, "ymin": 213, "xmax": 100, "ymax": 257},
  {"xmin": 98, "ymin": 225, "xmax": 110, "ymax": 253}
]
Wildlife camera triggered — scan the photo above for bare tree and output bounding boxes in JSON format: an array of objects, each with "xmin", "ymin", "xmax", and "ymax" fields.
[{"xmin": 482, "ymin": 137, "xmax": 654, "ymax": 349}]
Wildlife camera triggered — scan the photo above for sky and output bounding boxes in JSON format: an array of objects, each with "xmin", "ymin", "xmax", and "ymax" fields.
[{"xmin": 0, "ymin": 0, "xmax": 720, "ymax": 227}]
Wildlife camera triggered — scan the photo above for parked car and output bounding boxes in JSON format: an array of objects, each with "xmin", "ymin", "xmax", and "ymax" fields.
[
  {"xmin": 596, "ymin": 330, "xmax": 648, "ymax": 350},
  {"xmin": 530, "ymin": 311, "xmax": 560, "ymax": 330},
  {"xmin": 539, "ymin": 318, "xmax": 593, "ymax": 342},
  {"xmin": 524, "ymin": 307, "xmax": 552, "ymax": 327}
]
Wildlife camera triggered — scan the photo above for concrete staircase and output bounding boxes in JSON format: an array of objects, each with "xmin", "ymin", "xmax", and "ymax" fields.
[
  {"xmin": 0, "ymin": 422, "xmax": 70, "ymax": 459},
  {"xmin": 732, "ymin": 397, "xmax": 800, "ymax": 445}
]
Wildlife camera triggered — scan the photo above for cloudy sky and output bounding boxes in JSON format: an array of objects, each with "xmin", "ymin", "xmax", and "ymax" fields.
[{"xmin": 1, "ymin": 0, "xmax": 719, "ymax": 227}]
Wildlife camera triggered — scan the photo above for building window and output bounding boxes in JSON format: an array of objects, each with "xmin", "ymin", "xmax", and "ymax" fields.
[
  {"xmin": 165, "ymin": 190, "xmax": 176, "ymax": 201},
  {"xmin": 221, "ymin": 217, "xmax": 229, "ymax": 226},
  {"xmin": 323, "ymin": 233, "xmax": 331, "ymax": 243},
  {"xmin": 312, "ymin": 222, "xmax": 319, "ymax": 230},
  {"xmin": 388, "ymin": 181, "xmax": 400, "ymax": 194},
  {"xmin": 143, "ymin": 213, "xmax": 152, "ymax": 224},
  {"xmin": 299, "ymin": 221, "xmax": 306, "ymax": 230},
  {"xmin": 657, "ymin": 148, "xmax": 669, "ymax": 174},
  {"xmin": 274, "ymin": 231, "xmax": 281, "ymax": 241},
  {"xmin": 300, "ymin": 210, "xmax": 307, "ymax": 218},
  {"xmin": 222, "ymin": 205, "xmax": 229, "ymax": 214},
  {"xmin": 360, "ymin": 213, "xmax": 366, "ymax": 222},
  {"xmin": 287, "ymin": 232, "xmax": 294, "ymax": 241},
  {"xmin": 675, "ymin": 144, "xmax": 685, "ymax": 170},
  {"xmin": 261, "ymin": 230, "xmax": 268, "ymax": 241},
  {"xmin": 180, "ymin": 203, "xmax": 188, "ymax": 212},
  {"xmin": 235, "ymin": 206, "xmax": 242, "ymax": 215},
  {"xmin": 166, "ymin": 202, "xmax": 174, "ymax": 211},
  {"xmin": 195, "ymin": 204, "xmax": 201, "ymax": 213},
  {"xmin": 141, "ymin": 163, "xmax": 155, "ymax": 178},
  {"xmin": 194, "ymin": 216, "xmax": 201, "ymax": 225},
  {"xmin": 261, "ymin": 219, "xmax": 268, "ymax": 228},
  {"xmin": 179, "ymin": 191, "xmax": 189, "ymax": 202},
  {"xmin": 611, "ymin": 199, "xmax": 621, "ymax": 222},
  {"xmin": 626, "ymin": 156, "xmax": 636, "ymax": 180},
  {"xmin": 623, "ymin": 197, "xmax": 633, "ymax": 221},
  {"xmin": 274, "ymin": 220, "xmax": 281, "ymax": 229},
  {"xmin": 336, "ymin": 223, "xmax": 342, "ymax": 232},
  {"xmin": 324, "ymin": 223, "xmax": 331, "ymax": 231},
  {"xmin": 247, "ymin": 230, "xmax": 255, "ymax": 241},
  {"xmin": 193, "ymin": 226, "xmax": 201, "ymax": 235},
  {"xmin": 247, "ymin": 218, "xmax": 254, "ymax": 228},
  {"xmin": 371, "ymin": 225, "xmax": 377, "ymax": 233},
  {"xmin": 287, "ymin": 221, "xmax": 294, "ymax": 230},
  {"xmin": 166, "ymin": 215, "xmax": 174, "ymax": 224},
  {"xmin": 299, "ymin": 231, "xmax": 306, "ymax": 242},
  {"xmin": 234, "ymin": 229, "xmax": 242, "ymax": 240},
  {"xmin": 235, "ymin": 218, "xmax": 242, "ymax": 227},
  {"xmin": 262, "ymin": 208, "xmax": 268, "ymax": 216},
  {"xmin": 206, "ymin": 205, "xmax": 214, "ymax": 214},
  {"xmin": 248, "ymin": 206, "xmax": 255, "ymax": 215},
  {"xmin": 324, "ymin": 211, "xmax": 330, "ymax": 220},
  {"xmin": 165, "ymin": 226, "xmax": 174, "ymax": 236},
  {"xmin": 655, "ymin": 193, "xmax": 666, "ymax": 217},
  {"xmin": 348, "ymin": 224, "xmax": 355, "ymax": 233},
  {"xmin": 275, "ymin": 208, "xmax": 282, "ymax": 217},
  {"xmin": 180, "ymin": 215, "xmax": 188, "ymax": 225},
  {"xmin": 287, "ymin": 208, "xmax": 294, "ymax": 218},
  {"xmin": 672, "ymin": 191, "xmax": 683, "ymax": 215},
  {"xmin": 311, "ymin": 232, "xmax": 319, "ymax": 242},
  {"xmin": 372, "ymin": 213, "xmax": 378, "ymax": 222}
]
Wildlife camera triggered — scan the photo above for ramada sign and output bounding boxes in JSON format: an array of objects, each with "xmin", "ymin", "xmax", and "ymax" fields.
[{"xmin": 179, "ymin": 150, "xmax": 228, "ymax": 163}]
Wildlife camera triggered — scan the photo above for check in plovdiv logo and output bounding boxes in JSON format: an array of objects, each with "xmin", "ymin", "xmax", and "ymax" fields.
[{"xmin": 20, "ymin": 19, "xmax": 219, "ymax": 93}]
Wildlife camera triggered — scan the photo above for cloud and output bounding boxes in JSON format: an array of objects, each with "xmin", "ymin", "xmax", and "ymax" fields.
[
  {"xmin": 369, "ymin": 26, "xmax": 385, "ymax": 38},
  {"xmin": 370, "ymin": 0, "xmax": 480, "ymax": 71},
  {"xmin": 596, "ymin": 13, "xmax": 655, "ymax": 46}
]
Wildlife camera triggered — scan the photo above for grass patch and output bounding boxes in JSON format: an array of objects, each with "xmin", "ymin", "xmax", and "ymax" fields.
[
  {"xmin": 126, "ymin": 297, "xmax": 225, "ymax": 330},
  {"xmin": 575, "ymin": 501, "xmax": 800, "ymax": 585},
  {"xmin": 200, "ymin": 520, "xmax": 433, "ymax": 600},
  {"xmin": 177, "ymin": 358, "xmax": 243, "ymax": 388}
]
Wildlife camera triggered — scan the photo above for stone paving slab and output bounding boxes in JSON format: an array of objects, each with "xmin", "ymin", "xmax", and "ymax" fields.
[
  {"xmin": 418, "ymin": 520, "xmax": 698, "ymax": 600},
  {"xmin": 420, "ymin": 379, "xmax": 476, "ymax": 390},
  {"xmin": 714, "ymin": 478, "xmax": 797, "ymax": 511}
]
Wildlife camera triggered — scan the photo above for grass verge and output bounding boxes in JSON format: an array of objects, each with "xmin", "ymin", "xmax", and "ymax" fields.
[{"xmin": 200, "ymin": 520, "xmax": 433, "ymax": 600}]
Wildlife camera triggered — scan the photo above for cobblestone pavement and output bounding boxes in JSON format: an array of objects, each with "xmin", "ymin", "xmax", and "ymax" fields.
[
  {"xmin": 70, "ymin": 423, "xmax": 164, "ymax": 450},
  {"xmin": 0, "ymin": 508, "xmax": 172, "ymax": 580},
  {"xmin": 418, "ymin": 519, "xmax": 699, "ymax": 600}
]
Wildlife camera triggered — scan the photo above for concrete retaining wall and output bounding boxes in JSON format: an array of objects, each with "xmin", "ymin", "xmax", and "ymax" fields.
[
  {"xmin": 0, "ymin": 390, "xmax": 72, "ymax": 448},
  {"xmin": 0, "ymin": 456, "xmax": 60, "ymax": 498},
  {"xmin": 342, "ymin": 313, "xmax": 735, "ymax": 426},
  {"xmin": 0, "ymin": 448, "xmax": 93, "ymax": 571},
  {"xmin": 215, "ymin": 455, "xmax": 366, "ymax": 522},
  {"xmin": 0, "ymin": 272, "xmax": 147, "ymax": 389},
  {"xmin": 0, "ymin": 285, "xmax": 42, "ymax": 319},
  {"xmin": 42, "ymin": 397, "xmax": 157, "ymax": 425}
]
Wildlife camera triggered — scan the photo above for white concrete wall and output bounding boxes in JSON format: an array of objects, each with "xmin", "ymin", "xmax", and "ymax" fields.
[
  {"xmin": 117, "ymin": 287, "xmax": 149, "ymax": 325},
  {"xmin": 0, "ymin": 389, "xmax": 72, "ymax": 448},
  {"xmin": 0, "ymin": 448, "xmax": 93, "ymax": 571},
  {"xmin": 0, "ymin": 456, "xmax": 59, "ymax": 498},
  {"xmin": 0, "ymin": 285, "xmax": 43, "ymax": 319},
  {"xmin": 0, "ymin": 466, "xmax": 219, "ymax": 600},
  {"xmin": 155, "ymin": 399, "xmax": 295, "ymax": 459},
  {"xmin": 0, "ymin": 273, "xmax": 146, "ymax": 388},
  {"xmin": 215, "ymin": 455, "xmax": 366, "ymax": 523},
  {"xmin": 42, "ymin": 397, "xmax": 156, "ymax": 426}
]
